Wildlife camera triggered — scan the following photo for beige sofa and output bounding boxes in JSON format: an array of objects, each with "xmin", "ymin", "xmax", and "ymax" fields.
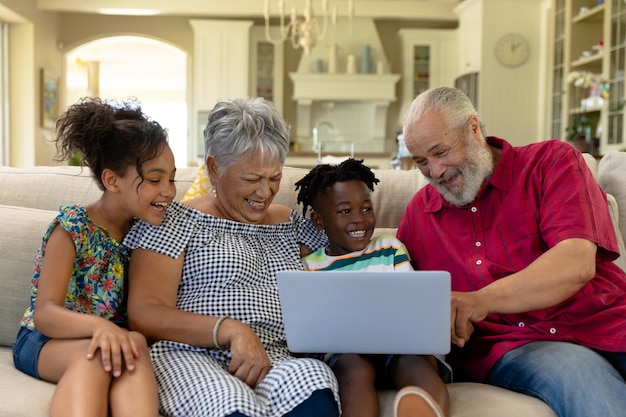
[{"xmin": 2, "ymin": 151, "xmax": 625, "ymax": 417}]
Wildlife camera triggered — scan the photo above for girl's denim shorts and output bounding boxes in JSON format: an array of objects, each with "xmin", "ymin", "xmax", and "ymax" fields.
[{"xmin": 12, "ymin": 327, "xmax": 51, "ymax": 379}]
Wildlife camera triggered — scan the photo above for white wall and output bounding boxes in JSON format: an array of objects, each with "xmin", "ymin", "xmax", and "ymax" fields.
[
  {"xmin": 0, "ymin": 0, "xmax": 62, "ymax": 166},
  {"xmin": 456, "ymin": 0, "xmax": 544, "ymax": 147}
]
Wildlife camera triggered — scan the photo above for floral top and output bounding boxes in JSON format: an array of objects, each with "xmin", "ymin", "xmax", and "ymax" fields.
[{"xmin": 20, "ymin": 205, "xmax": 129, "ymax": 330}]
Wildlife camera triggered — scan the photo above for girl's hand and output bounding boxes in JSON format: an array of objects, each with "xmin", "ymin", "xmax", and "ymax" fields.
[
  {"xmin": 221, "ymin": 319, "xmax": 272, "ymax": 388},
  {"xmin": 86, "ymin": 322, "xmax": 139, "ymax": 377}
]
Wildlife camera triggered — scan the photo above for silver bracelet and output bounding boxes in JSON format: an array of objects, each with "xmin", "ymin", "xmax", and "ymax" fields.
[{"xmin": 212, "ymin": 316, "xmax": 229, "ymax": 350}]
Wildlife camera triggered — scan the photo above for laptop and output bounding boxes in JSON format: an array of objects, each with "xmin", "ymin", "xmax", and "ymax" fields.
[{"xmin": 276, "ymin": 270, "xmax": 451, "ymax": 355}]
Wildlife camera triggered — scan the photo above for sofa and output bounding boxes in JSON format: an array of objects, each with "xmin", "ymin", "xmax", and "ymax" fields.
[{"xmin": 1, "ymin": 150, "xmax": 625, "ymax": 417}]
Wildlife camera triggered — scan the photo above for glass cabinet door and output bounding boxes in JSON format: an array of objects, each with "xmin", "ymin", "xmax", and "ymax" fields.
[
  {"xmin": 412, "ymin": 45, "xmax": 431, "ymax": 98},
  {"xmin": 551, "ymin": 0, "xmax": 566, "ymax": 140},
  {"xmin": 608, "ymin": 0, "xmax": 626, "ymax": 151},
  {"xmin": 255, "ymin": 41, "xmax": 275, "ymax": 103},
  {"xmin": 249, "ymin": 26, "xmax": 284, "ymax": 115}
]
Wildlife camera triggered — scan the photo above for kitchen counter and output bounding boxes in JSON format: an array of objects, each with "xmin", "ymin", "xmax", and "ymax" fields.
[{"xmin": 285, "ymin": 152, "xmax": 393, "ymax": 170}]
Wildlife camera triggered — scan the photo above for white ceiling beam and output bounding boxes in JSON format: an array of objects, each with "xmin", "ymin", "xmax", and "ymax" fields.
[{"xmin": 36, "ymin": 0, "xmax": 459, "ymax": 21}]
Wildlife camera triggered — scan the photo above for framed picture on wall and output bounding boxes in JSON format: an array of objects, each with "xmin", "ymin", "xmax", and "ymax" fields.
[{"xmin": 40, "ymin": 69, "xmax": 59, "ymax": 129}]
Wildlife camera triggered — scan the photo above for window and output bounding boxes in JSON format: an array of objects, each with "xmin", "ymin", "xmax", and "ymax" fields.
[{"xmin": 0, "ymin": 22, "xmax": 8, "ymax": 166}]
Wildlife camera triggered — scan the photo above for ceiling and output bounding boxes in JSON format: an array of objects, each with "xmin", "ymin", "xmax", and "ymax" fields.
[{"xmin": 36, "ymin": 0, "xmax": 462, "ymax": 21}]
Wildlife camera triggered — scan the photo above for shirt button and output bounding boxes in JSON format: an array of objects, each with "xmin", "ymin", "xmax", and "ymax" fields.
[
  {"xmin": 471, "ymin": 207, "xmax": 478, "ymax": 212},
  {"xmin": 475, "ymin": 241, "xmax": 481, "ymax": 247},
  {"xmin": 518, "ymin": 322, "xmax": 525, "ymax": 327},
  {"xmin": 476, "ymin": 260, "xmax": 482, "ymax": 265},
  {"xmin": 549, "ymin": 328, "xmax": 556, "ymax": 334}
]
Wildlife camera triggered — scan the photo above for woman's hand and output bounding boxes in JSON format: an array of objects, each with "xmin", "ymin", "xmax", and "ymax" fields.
[
  {"xmin": 221, "ymin": 319, "xmax": 272, "ymax": 388},
  {"xmin": 87, "ymin": 321, "xmax": 139, "ymax": 377}
]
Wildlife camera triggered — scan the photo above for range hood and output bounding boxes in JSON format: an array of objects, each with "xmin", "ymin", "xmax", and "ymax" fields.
[
  {"xmin": 290, "ymin": 17, "xmax": 401, "ymax": 154},
  {"xmin": 290, "ymin": 73, "xmax": 399, "ymax": 101}
]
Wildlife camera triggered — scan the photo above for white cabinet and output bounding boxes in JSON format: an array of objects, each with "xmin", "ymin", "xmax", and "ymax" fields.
[
  {"xmin": 190, "ymin": 19, "xmax": 253, "ymax": 111},
  {"xmin": 190, "ymin": 19, "xmax": 253, "ymax": 160},
  {"xmin": 249, "ymin": 27, "xmax": 284, "ymax": 115},
  {"xmin": 455, "ymin": 0, "xmax": 483, "ymax": 74},
  {"xmin": 398, "ymin": 29, "xmax": 458, "ymax": 115}
]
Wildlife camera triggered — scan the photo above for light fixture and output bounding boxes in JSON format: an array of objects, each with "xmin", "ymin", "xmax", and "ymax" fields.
[
  {"xmin": 97, "ymin": 8, "xmax": 162, "ymax": 16},
  {"xmin": 263, "ymin": 0, "xmax": 353, "ymax": 55}
]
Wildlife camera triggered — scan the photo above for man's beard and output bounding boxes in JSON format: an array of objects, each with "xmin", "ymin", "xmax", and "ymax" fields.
[{"xmin": 429, "ymin": 139, "xmax": 494, "ymax": 207}]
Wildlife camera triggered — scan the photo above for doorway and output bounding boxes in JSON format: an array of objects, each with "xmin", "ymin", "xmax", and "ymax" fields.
[{"xmin": 65, "ymin": 36, "xmax": 189, "ymax": 167}]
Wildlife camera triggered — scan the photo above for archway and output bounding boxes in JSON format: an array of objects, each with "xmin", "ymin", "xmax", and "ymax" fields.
[{"xmin": 65, "ymin": 36, "xmax": 189, "ymax": 167}]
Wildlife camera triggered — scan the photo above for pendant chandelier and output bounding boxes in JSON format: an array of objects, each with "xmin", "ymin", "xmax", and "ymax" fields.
[{"xmin": 263, "ymin": 0, "xmax": 354, "ymax": 55}]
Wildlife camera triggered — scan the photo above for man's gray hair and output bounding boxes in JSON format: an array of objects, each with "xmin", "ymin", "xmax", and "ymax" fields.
[
  {"xmin": 202, "ymin": 97, "xmax": 290, "ymax": 170},
  {"xmin": 403, "ymin": 87, "xmax": 485, "ymax": 134}
]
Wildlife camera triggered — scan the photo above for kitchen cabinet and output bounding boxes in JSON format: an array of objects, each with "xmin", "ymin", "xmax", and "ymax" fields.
[
  {"xmin": 249, "ymin": 27, "xmax": 284, "ymax": 116},
  {"xmin": 285, "ymin": 152, "xmax": 392, "ymax": 170},
  {"xmin": 455, "ymin": 0, "xmax": 483, "ymax": 74},
  {"xmin": 398, "ymin": 29, "xmax": 458, "ymax": 114},
  {"xmin": 190, "ymin": 19, "xmax": 253, "ymax": 111},
  {"xmin": 190, "ymin": 19, "xmax": 253, "ymax": 159},
  {"xmin": 548, "ymin": 0, "xmax": 625, "ymax": 154}
]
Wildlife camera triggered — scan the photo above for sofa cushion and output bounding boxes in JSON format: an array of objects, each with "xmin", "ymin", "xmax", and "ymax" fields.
[
  {"xmin": 599, "ymin": 151, "xmax": 626, "ymax": 248},
  {"xmin": 378, "ymin": 383, "xmax": 556, "ymax": 417},
  {"xmin": 180, "ymin": 165, "xmax": 429, "ymax": 231},
  {"xmin": 0, "ymin": 205, "xmax": 57, "ymax": 348},
  {"xmin": 0, "ymin": 166, "xmax": 198, "ymax": 211},
  {"xmin": 0, "ymin": 346, "xmax": 556, "ymax": 417},
  {"xmin": 582, "ymin": 153, "xmax": 598, "ymax": 179},
  {"xmin": 0, "ymin": 348, "xmax": 55, "ymax": 417},
  {"xmin": 181, "ymin": 164, "xmax": 211, "ymax": 202}
]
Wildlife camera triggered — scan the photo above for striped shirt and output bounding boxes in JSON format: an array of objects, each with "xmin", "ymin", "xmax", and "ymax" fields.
[{"xmin": 302, "ymin": 234, "xmax": 413, "ymax": 271}]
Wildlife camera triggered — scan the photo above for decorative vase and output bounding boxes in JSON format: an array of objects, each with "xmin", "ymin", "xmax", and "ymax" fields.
[
  {"xmin": 328, "ymin": 44, "xmax": 338, "ymax": 74},
  {"xmin": 360, "ymin": 44, "xmax": 371, "ymax": 74},
  {"xmin": 346, "ymin": 54, "xmax": 356, "ymax": 74}
]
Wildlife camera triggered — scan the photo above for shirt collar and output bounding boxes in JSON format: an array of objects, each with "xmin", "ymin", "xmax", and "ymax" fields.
[
  {"xmin": 423, "ymin": 136, "xmax": 512, "ymax": 212},
  {"xmin": 487, "ymin": 137, "xmax": 514, "ymax": 191}
]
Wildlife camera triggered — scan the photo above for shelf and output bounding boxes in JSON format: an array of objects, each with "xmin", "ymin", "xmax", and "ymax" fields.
[
  {"xmin": 571, "ymin": 53, "xmax": 603, "ymax": 68},
  {"xmin": 570, "ymin": 105, "xmax": 603, "ymax": 115},
  {"xmin": 572, "ymin": 4, "xmax": 605, "ymax": 23}
]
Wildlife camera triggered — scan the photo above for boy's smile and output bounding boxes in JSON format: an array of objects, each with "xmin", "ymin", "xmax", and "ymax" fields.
[{"xmin": 311, "ymin": 179, "xmax": 376, "ymax": 256}]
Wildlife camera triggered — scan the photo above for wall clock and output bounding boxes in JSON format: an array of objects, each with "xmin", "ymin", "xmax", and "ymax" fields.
[{"xmin": 495, "ymin": 33, "xmax": 530, "ymax": 68}]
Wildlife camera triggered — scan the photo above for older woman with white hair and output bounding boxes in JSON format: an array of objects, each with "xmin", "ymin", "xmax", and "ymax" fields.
[{"xmin": 124, "ymin": 97, "xmax": 339, "ymax": 417}]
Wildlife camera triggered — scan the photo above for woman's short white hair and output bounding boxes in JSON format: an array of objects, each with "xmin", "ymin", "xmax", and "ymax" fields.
[{"xmin": 202, "ymin": 97, "xmax": 290, "ymax": 171}]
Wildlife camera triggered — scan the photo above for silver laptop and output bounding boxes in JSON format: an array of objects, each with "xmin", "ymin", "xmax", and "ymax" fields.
[{"xmin": 276, "ymin": 270, "xmax": 451, "ymax": 355}]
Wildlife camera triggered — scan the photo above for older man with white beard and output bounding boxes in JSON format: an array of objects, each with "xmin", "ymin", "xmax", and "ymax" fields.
[{"xmin": 396, "ymin": 86, "xmax": 626, "ymax": 417}]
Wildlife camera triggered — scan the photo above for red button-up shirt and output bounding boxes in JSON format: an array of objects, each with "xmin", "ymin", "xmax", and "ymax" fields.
[{"xmin": 397, "ymin": 137, "xmax": 626, "ymax": 382}]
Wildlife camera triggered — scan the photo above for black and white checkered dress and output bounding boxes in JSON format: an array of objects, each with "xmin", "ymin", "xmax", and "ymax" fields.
[{"xmin": 124, "ymin": 201, "xmax": 339, "ymax": 417}]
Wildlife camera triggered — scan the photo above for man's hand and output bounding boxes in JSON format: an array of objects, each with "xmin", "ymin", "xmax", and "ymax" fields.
[{"xmin": 450, "ymin": 291, "xmax": 489, "ymax": 348}]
